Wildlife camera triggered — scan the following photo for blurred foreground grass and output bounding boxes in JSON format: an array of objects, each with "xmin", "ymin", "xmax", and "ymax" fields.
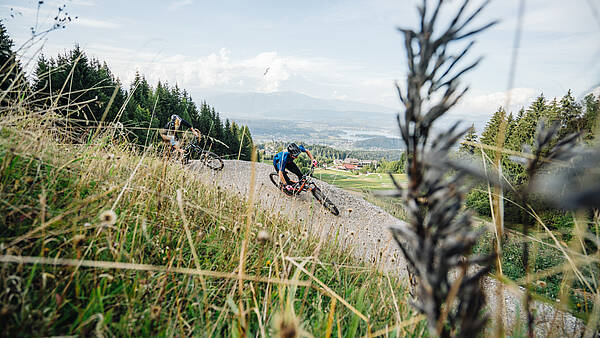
[{"xmin": 0, "ymin": 123, "xmax": 425, "ymax": 337}]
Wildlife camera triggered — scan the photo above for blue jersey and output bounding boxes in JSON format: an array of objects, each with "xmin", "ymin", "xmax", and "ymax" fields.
[{"xmin": 273, "ymin": 145, "xmax": 306, "ymax": 171}]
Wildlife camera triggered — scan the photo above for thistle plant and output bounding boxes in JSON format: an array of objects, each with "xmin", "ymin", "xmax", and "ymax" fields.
[{"xmin": 388, "ymin": 0, "xmax": 497, "ymax": 336}]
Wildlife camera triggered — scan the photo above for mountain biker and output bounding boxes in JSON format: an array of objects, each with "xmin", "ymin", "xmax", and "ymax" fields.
[
  {"xmin": 273, "ymin": 143, "xmax": 318, "ymax": 192},
  {"xmin": 159, "ymin": 114, "xmax": 200, "ymax": 154}
]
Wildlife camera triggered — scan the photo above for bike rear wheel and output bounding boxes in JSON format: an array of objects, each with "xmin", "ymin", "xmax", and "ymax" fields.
[
  {"xmin": 197, "ymin": 150, "xmax": 224, "ymax": 170},
  {"xmin": 311, "ymin": 187, "xmax": 339, "ymax": 216}
]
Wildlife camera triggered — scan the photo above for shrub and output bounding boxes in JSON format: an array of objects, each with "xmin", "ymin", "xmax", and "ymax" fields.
[{"xmin": 465, "ymin": 189, "xmax": 492, "ymax": 216}]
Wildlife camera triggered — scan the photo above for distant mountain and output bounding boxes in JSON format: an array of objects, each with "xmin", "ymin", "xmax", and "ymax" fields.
[
  {"xmin": 208, "ymin": 91, "xmax": 395, "ymax": 117},
  {"xmin": 202, "ymin": 91, "xmax": 401, "ymax": 149},
  {"xmin": 353, "ymin": 136, "xmax": 403, "ymax": 150}
]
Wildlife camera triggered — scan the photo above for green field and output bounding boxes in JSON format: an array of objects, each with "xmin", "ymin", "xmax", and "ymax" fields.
[{"xmin": 314, "ymin": 169, "xmax": 406, "ymax": 192}]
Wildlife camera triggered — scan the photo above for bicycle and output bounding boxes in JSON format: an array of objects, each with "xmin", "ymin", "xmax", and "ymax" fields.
[
  {"xmin": 181, "ymin": 136, "xmax": 224, "ymax": 171},
  {"xmin": 269, "ymin": 165, "xmax": 339, "ymax": 216}
]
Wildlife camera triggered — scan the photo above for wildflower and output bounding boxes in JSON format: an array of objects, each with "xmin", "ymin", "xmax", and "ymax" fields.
[
  {"xmin": 84, "ymin": 222, "xmax": 91, "ymax": 227},
  {"xmin": 257, "ymin": 230, "xmax": 270, "ymax": 245},
  {"xmin": 99, "ymin": 209, "xmax": 117, "ymax": 226},
  {"xmin": 266, "ymin": 260, "xmax": 271, "ymax": 266},
  {"xmin": 536, "ymin": 280, "xmax": 547, "ymax": 288}
]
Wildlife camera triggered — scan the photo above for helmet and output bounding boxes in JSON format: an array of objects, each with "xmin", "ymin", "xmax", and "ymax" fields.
[
  {"xmin": 287, "ymin": 143, "xmax": 301, "ymax": 157},
  {"xmin": 170, "ymin": 114, "xmax": 181, "ymax": 122}
]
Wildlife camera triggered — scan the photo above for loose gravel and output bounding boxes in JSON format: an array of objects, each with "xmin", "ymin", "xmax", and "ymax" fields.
[{"xmin": 189, "ymin": 160, "xmax": 587, "ymax": 337}]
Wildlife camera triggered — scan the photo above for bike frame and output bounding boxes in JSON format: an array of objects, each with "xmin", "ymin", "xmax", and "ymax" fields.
[{"xmin": 290, "ymin": 166, "xmax": 316, "ymax": 195}]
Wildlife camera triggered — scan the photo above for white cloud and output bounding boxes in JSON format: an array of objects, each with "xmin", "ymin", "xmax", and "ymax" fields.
[
  {"xmin": 73, "ymin": 17, "xmax": 120, "ymax": 29},
  {"xmin": 443, "ymin": 88, "xmax": 538, "ymax": 131},
  {"xmin": 458, "ymin": 88, "xmax": 538, "ymax": 113},
  {"xmin": 77, "ymin": 44, "xmax": 350, "ymax": 96},
  {"xmin": 168, "ymin": 0, "xmax": 193, "ymax": 11}
]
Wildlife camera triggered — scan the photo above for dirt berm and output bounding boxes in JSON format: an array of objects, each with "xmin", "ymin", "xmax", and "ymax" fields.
[{"xmin": 189, "ymin": 160, "xmax": 587, "ymax": 337}]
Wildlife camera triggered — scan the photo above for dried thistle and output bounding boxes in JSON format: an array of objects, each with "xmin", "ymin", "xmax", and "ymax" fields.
[{"xmin": 389, "ymin": 0, "xmax": 497, "ymax": 336}]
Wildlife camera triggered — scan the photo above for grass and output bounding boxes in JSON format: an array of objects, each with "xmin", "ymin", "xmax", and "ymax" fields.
[{"xmin": 0, "ymin": 119, "xmax": 427, "ymax": 336}]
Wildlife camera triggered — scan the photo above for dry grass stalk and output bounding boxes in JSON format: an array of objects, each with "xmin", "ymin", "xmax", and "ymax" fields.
[
  {"xmin": 389, "ymin": 0, "xmax": 497, "ymax": 336},
  {"xmin": 0, "ymin": 254, "xmax": 311, "ymax": 286}
]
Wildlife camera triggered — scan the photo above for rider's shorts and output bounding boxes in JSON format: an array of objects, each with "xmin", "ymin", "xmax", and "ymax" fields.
[{"xmin": 164, "ymin": 134, "xmax": 178, "ymax": 147}]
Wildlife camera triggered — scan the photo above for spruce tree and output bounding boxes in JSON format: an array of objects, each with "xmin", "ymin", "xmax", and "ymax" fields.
[
  {"xmin": 0, "ymin": 22, "xmax": 26, "ymax": 101},
  {"xmin": 459, "ymin": 123, "xmax": 477, "ymax": 154}
]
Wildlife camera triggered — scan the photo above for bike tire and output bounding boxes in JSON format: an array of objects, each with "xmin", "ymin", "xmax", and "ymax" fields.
[
  {"xmin": 270, "ymin": 172, "xmax": 294, "ymax": 196},
  {"xmin": 200, "ymin": 151, "xmax": 224, "ymax": 171},
  {"xmin": 311, "ymin": 187, "xmax": 339, "ymax": 216}
]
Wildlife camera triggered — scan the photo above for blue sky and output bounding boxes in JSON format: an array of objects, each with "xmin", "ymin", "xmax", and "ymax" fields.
[{"xmin": 2, "ymin": 0, "xmax": 599, "ymax": 126}]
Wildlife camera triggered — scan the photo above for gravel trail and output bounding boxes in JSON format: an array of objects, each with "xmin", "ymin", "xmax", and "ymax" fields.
[{"xmin": 189, "ymin": 160, "xmax": 586, "ymax": 337}]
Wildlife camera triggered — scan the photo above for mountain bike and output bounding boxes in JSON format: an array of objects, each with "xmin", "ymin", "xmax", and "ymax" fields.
[
  {"xmin": 182, "ymin": 137, "xmax": 224, "ymax": 171},
  {"xmin": 269, "ymin": 166, "xmax": 339, "ymax": 216}
]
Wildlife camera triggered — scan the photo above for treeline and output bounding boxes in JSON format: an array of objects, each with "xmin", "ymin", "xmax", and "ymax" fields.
[
  {"xmin": 462, "ymin": 91, "xmax": 600, "ymax": 227},
  {"xmin": 465, "ymin": 91, "xmax": 599, "ymax": 182},
  {"xmin": 1, "ymin": 23, "xmax": 254, "ymax": 160}
]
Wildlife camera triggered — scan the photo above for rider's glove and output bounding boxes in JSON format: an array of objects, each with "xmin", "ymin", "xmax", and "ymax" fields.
[
  {"xmin": 285, "ymin": 185, "xmax": 294, "ymax": 191},
  {"xmin": 312, "ymin": 159, "xmax": 318, "ymax": 167}
]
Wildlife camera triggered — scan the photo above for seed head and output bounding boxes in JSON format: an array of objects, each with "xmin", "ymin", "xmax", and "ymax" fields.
[
  {"xmin": 257, "ymin": 230, "xmax": 270, "ymax": 244},
  {"xmin": 151, "ymin": 305, "xmax": 161, "ymax": 319},
  {"xmin": 99, "ymin": 209, "xmax": 117, "ymax": 225},
  {"xmin": 72, "ymin": 234, "xmax": 85, "ymax": 246}
]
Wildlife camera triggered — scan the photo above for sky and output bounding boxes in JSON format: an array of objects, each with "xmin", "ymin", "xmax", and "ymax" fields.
[{"xmin": 2, "ymin": 0, "xmax": 599, "ymax": 129}]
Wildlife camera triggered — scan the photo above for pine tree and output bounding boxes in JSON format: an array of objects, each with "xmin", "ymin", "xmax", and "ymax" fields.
[
  {"xmin": 558, "ymin": 90, "xmax": 583, "ymax": 137},
  {"xmin": 582, "ymin": 93, "xmax": 600, "ymax": 136},
  {"xmin": 0, "ymin": 22, "xmax": 27, "ymax": 102},
  {"xmin": 460, "ymin": 123, "xmax": 477, "ymax": 154}
]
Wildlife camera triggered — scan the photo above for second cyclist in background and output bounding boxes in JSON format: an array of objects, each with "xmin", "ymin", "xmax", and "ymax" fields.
[{"xmin": 159, "ymin": 114, "xmax": 200, "ymax": 155}]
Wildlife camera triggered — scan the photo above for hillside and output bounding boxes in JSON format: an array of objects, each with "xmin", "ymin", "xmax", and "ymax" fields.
[
  {"xmin": 190, "ymin": 160, "xmax": 585, "ymax": 337},
  {"xmin": 0, "ymin": 123, "xmax": 424, "ymax": 336}
]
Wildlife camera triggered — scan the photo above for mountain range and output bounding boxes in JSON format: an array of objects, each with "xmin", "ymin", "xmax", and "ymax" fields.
[{"xmin": 205, "ymin": 91, "xmax": 402, "ymax": 149}]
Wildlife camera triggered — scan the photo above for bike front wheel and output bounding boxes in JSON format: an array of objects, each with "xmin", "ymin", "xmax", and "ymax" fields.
[
  {"xmin": 270, "ymin": 172, "xmax": 294, "ymax": 196},
  {"xmin": 311, "ymin": 187, "xmax": 339, "ymax": 216}
]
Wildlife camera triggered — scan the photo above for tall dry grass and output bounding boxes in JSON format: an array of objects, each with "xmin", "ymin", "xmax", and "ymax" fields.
[{"xmin": 0, "ymin": 56, "xmax": 425, "ymax": 336}]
